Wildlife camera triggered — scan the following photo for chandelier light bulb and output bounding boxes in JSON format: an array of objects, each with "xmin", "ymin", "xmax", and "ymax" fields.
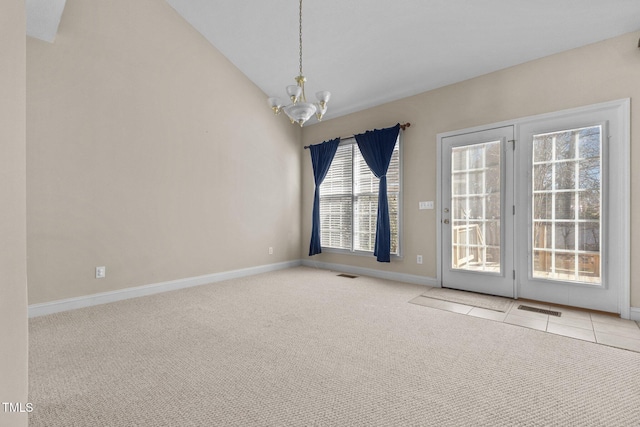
[
  {"xmin": 268, "ymin": 97, "xmax": 283, "ymax": 114},
  {"xmin": 286, "ymin": 85, "xmax": 302, "ymax": 104},
  {"xmin": 316, "ymin": 91, "xmax": 331, "ymax": 105}
]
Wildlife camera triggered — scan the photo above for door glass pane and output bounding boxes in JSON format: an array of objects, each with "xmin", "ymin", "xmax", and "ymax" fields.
[
  {"xmin": 450, "ymin": 140, "xmax": 501, "ymax": 273},
  {"xmin": 533, "ymin": 222, "xmax": 552, "ymax": 248},
  {"xmin": 531, "ymin": 126, "xmax": 602, "ymax": 284}
]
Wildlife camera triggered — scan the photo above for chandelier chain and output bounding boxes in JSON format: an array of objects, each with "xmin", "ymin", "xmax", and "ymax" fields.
[
  {"xmin": 299, "ymin": 0, "xmax": 303, "ymax": 76},
  {"xmin": 267, "ymin": 0, "xmax": 329, "ymax": 126}
]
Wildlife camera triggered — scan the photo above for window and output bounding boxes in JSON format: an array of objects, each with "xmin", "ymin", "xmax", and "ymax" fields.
[
  {"xmin": 451, "ymin": 140, "xmax": 501, "ymax": 272},
  {"xmin": 531, "ymin": 125, "xmax": 602, "ymax": 284},
  {"xmin": 319, "ymin": 137, "xmax": 401, "ymax": 254}
]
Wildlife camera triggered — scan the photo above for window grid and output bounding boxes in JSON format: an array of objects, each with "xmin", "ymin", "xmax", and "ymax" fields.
[
  {"xmin": 451, "ymin": 141, "xmax": 501, "ymax": 272},
  {"xmin": 532, "ymin": 126, "xmax": 601, "ymax": 284}
]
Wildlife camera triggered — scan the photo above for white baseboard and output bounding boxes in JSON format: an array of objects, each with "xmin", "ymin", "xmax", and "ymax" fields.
[
  {"xmin": 28, "ymin": 260, "xmax": 302, "ymax": 318},
  {"xmin": 301, "ymin": 259, "xmax": 437, "ymax": 287},
  {"xmin": 630, "ymin": 307, "xmax": 640, "ymax": 322}
]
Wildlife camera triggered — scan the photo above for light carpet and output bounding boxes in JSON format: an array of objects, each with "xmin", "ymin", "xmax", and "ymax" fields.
[
  {"xmin": 29, "ymin": 267, "xmax": 640, "ymax": 426},
  {"xmin": 411, "ymin": 287, "xmax": 514, "ymax": 312}
]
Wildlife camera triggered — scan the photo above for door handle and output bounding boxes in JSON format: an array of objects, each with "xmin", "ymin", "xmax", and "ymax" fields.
[{"xmin": 443, "ymin": 219, "xmax": 450, "ymax": 224}]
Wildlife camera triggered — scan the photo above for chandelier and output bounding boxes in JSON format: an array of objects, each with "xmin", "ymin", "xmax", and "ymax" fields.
[{"xmin": 267, "ymin": 0, "xmax": 330, "ymax": 127}]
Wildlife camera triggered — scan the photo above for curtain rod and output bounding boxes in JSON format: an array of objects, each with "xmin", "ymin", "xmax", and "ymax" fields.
[{"xmin": 303, "ymin": 122, "xmax": 410, "ymax": 149}]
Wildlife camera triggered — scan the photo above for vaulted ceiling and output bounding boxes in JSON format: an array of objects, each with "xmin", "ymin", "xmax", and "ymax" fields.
[{"xmin": 27, "ymin": 0, "xmax": 640, "ymax": 121}]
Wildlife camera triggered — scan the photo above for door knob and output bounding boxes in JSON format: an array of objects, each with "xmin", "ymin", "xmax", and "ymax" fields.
[
  {"xmin": 443, "ymin": 219, "xmax": 450, "ymax": 224},
  {"xmin": 444, "ymin": 208, "xmax": 449, "ymax": 213}
]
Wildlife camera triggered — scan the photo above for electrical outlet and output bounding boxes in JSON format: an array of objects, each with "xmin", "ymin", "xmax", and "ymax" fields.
[
  {"xmin": 95, "ymin": 266, "xmax": 106, "ymax": 279},
  {"xmin": 417, "ymin": 255, "xmax": 423, "ymax": 264},
  {"xmin": 268, "ymin": 247, "xmax": 274, "ymax": 255}
]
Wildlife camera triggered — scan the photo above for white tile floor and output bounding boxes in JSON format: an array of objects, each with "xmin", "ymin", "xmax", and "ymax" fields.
[{"xmin": 414, "ymin": 297, "xmax": 640, "ymax": 353}]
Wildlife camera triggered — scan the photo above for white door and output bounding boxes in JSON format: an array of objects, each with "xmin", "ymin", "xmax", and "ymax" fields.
[
  {"xmin": 439, "ymin": 101, "xmax": 629, "ymax": 315},
  {"xmin": 441, "ymin": 126, "xmax": 515, "ymax": 298},
  {"xmin": 515, "ymin": 103, "xmax": 627, "ymax": 313}
]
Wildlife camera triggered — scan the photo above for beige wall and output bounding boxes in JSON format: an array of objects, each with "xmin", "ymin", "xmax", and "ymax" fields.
[
  {"xmin": 0, "ymin": 0, "xmax": 28, "ymax": 425},
  {"xmin": 302, "ymin": 31, "xmax": 640, "ymax": 308},
  {"xmin": 27, "ymin": 0, "xmax": 301, "ymax": 304}
]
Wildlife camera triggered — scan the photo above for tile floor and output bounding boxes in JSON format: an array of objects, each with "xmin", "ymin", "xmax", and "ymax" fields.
[{"xmin": 414, "ymin": 297, "xmax": 640, "ymax": 353}]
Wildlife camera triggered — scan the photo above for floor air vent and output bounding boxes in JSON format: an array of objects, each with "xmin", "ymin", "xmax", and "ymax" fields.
[
  {"xmin": 518, "ymin": 305, "xmax": 561, "ymax": 317},
  {"xmin": 337, "ymin": 273, "xmax": 358, "ymax": 279}
]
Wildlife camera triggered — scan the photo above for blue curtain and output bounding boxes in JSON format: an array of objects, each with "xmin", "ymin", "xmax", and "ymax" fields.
[
  {"xmin": 308, "ymin": 138, "xmax": 340, "ymax": 256},
  {"xmin": 354, "ymin": 124, "xmax": 401, "ymax": 262}
]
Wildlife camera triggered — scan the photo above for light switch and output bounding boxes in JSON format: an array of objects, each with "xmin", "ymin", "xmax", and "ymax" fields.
[{"xmin": 419, "ymin": 201, "xmax": 434, "ymax": 210}]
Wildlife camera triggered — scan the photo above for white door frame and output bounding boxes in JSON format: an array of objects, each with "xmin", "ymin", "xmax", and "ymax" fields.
[{"xmin": 436, "ymin": 99, "xmax": 630, "ymax": 318}]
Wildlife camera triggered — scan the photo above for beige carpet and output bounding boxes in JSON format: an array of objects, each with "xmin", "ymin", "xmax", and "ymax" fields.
[
  {"xmin": 29, "ymin": 267, "xmax": 640, "ymax": 426},
  {"xmin": 411, "ymin": 287, "xmax": 514, "ymax": 312}
]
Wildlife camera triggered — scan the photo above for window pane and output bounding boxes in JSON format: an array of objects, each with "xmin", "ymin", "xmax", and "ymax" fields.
[
  {"xmin": 468, "ymin": 146, "xmax": 483, "ymax": 169},
  {"xmin": 320, "ymin": 144, "xmax": 352, "ymax": 250},
  {"xmin": 486, "ymin": 192, "xmax": 500, "ymax": 218},
  {"xmin": 555, "ymin": 222, "xmax": 575, "ymax": 250},
  {"xmin": 578, "ymin": 222, "xmax": 599, "ymax": 251},
  {"xmin": 554, "ymin": 252, "xmax": 575, "ymax": 276},
  {"xmin": 533, "ymin": 222, "xmax": 552, "ymax": 249},
  {"xmin": 577, "ymin": 254, "xmax": 600, "ymax": 281},
  {"xmin": 354, "ymin": 150, "xmax": 377, "ymax": 194},
  {"xmin": 578, "ymin": 127, "xmax": 601, "ymax": 159},
  {"xmin": 531, "ymin": 126, "xmax": 601, "ymax": 284},
  {"xmin": 466, "ymin": 196, "xmax": 483, "ymax": 219},
  {"xmin": 533, "ymin": 164, "xmax": 552, "ymax": 191},
  {"xmin": 450, "ymin": 140, "xmax": 501, "ymax": 273},
  {"xmin": 533, "ymin": 250, "xmax": 552, "ymax": 278},
  {"xmin": 579, "ymin": 190, "xmax": 600, "ymax": 220},
  {"xmin": 484, "ymin": 220, "xmax": 501, "ymax": 247},
  {"xmin": 579, "ymin": 159, "xmax": 599, "ymax": 190},
  {"xmin": 486, "ymin": 142, "xmax": 500, "ymax": 167},
  {"xmin": 388, "ymin": 192, "xmax": 399, "ymax": 254},
  {"xmin": 555, "ymin": 162, "xmax": 575, "ymax": 190},
  {"xmin": 555, "ymin": 193, "xmax": 575, "ymax": 220},
  {"xmin": 320, "ymin": 197, "xmax": 352, "ymax": 249},
  {"xmin": 452, "ymin": 149, "xmax": 466, "ymax": 171},
  {"xmin": 387, "ymin": 144, "xmax": 400, "ymax": 193},
  {"xmin": 320, "ymin": 145, "xmax": 352, "ymax": 197},
  {"xmin": 354, "ymin": 194, "xmax": 377, "ymax": 252},
  {"xmin": 533, "ymin": 137, "xmax": 553, "ymax": 162},
  {"xmin": 533, "ymin": 194, "xmax": 552, "ymax": 219},
  {"xmin": 452, "ymin": 172, "xmax": 466, "ymax": 195},
  {"xmin": 467, "ymin": 172, "xmax": 484, "ymax": 195},
  {"xmin": 555, "ymin": 132, "xmax": 576, "ymax": 160}
]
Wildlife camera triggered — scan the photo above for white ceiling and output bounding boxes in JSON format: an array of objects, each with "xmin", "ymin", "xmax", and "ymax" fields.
[
  {"xmin": 26, "ymin": 0, "xmax": 66, "ymax": 43},
  {"xmin": 27, "ymin": 1, "xmax": 640, "ymax": 121}
]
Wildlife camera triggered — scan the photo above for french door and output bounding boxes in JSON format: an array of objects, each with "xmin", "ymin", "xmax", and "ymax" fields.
[
  {"xmin": 515, "ymin": 106, "xmax": 623, "ymax": 313},
  {"xmin": 439, "ymin": 100, "xmax": 629, "ymax": 315},
  {"xmin": 441, "ymin": 126, "xmax": 515, "ymax": 298}
]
